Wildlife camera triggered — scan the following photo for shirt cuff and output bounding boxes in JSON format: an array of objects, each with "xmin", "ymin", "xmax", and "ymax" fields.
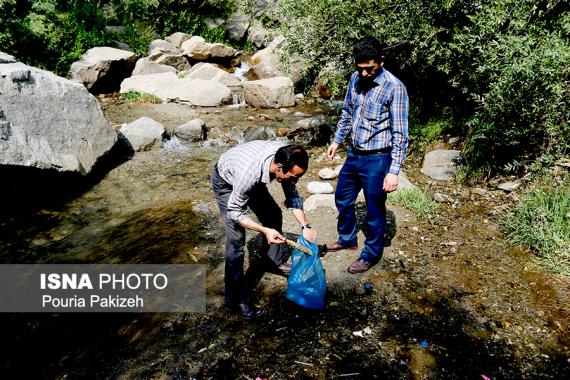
[
  {"xmin": 228, "ymin": 210, "xmax": 247, "ymax": 223},
  {"xmin": 388, "ymin": 164, "xmax": 401, "ymax": 175}
]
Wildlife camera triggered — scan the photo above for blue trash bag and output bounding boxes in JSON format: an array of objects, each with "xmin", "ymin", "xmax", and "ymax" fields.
[{"xmin": 286, "ymin": 236, "xmax": 327, "ymax": 309}]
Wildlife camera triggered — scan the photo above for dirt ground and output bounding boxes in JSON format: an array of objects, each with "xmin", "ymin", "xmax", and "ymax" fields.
[{"xmin": 1, "ymin": 99, "xmax": 568, "ymax": 379}]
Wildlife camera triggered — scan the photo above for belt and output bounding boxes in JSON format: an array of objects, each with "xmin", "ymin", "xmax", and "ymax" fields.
[{"xmin": 350, "ymin": 146, "xmax": 391, "ymax": 155}]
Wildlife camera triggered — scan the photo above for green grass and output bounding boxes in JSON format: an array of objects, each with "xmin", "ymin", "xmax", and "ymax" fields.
[
  {"xmin": 122, "ymin": 91, "xmax": 162, "ymax": 104},
  {"xmin": 503, "ymin": 177, "xmax": 570, "ymax": 276},
  {"xmin": 388, "ymin": 188, "xmax": 438, "ymax": 219}
]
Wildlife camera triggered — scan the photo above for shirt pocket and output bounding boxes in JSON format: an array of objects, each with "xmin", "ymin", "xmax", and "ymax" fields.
[{"xmin": 364, "ymin": 94, "xmax": 389, "ymax": 122}]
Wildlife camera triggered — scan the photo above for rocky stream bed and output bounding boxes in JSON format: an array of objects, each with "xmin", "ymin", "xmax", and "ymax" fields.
[{"xmin": 0, "ymin": 99, "xmax": 568, "ymax": 379}]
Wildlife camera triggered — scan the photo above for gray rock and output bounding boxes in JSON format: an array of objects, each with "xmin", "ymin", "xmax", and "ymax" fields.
[
  {"xmin": 279, "ymin": 108, "xmax": 290, "ymax": 114},
  {"xmin": 192, "ymin": 203, "xmax": 211, "ymax": 214},
  {"xmin": 0, "ymin": 52, "xmax": 17, "ymax": 64},
  {"xmin": 0, "ymin": 61, "xmax": 116, "ymax": 174},
  {"xmin": 243, "ymin": 76, "xmax": 295, "ymax": 108},
  {"xmin": 186, "ymin": 62, "xmax": 241, "ymax": 87},
  {"xmin": 297, "ymin": 115, "xmax": 326, "ymax": 129},
  {"xmin": 247, "ymin": 25, "xmax": 267, "ymax": 48},
  {"xmin": 119, "ymin": 117, "xmax": 165, "ymax": 151},
  {"xmin": 148, "ymin": 39, "xmax": 179, "ymax": 55},
  {"xmin": 132, "ymin": 57, "xmax": 177, "ymax": 76},
  {"xmin": 293, "ymin": 111, "xmax": 307, "ymax": 117},
  {"xmin": 304, "ymin": 194, "xmax": 336, "ymax": 212},
  {"xmin": 472, "ymin": 187, "xmax": 487, "ymax": 196},
  {"xmin": 174, "ymin": 119, "xmax": 206, "ymax": 142},
  {"xmin": 318, "ymin": 168, "xmax": 337, "ymax": 180},
  {"xmin": 420, "ymin": 149, "xmax": 461, "ymax": 180},
  {"xmin": 497, "ymin": 181, "xmax": 521, "ymax": 192},
  {"xmin": 151, "ymin": 53, "xmax": 191, "ymax": 72},
  {"xmin": 433, "ymin": 192, "xmax": 453, "ymax": 203},
  {"xmin": 165, "ymin": 32, "xmax": 193, "ymax": 48},
  {"xmin": 227, "ymin": 13, "xmax": 250, "ymax": 41},
  {"xmin": 181, "ymin": 36, "xmax": 237, "ymax": 60},
  {"xmin": 243, "ymin": 126, "xmax": 270, "ymax": 141},
  {"xmin": 307, "ymin": 181, "xmax": 334, "ymax": 194},
  {"xmin": 120, "ymin": 74, "xmax": 231, "ymax": 106},
  {"xmin": 397, "ymin": 172, "xmax": 416, "ymax": 190},
  {"xmin": 70, "ymin": 47, "xmax": 137, "ymax": 94}
]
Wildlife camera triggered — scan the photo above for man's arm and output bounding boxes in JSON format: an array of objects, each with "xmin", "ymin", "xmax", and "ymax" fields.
[
  {"xmin": 384, "ymin": 83, "xmax": 409, "ymax": 193},
  {"xmin": 282, "ymin": 182, "xmax": 316, "ymax": 242},
  {"xmin": 328, "ymin": 74, "xmax": 356, "ymax": 159},
  {"xmin": 238, "ymin": 216, "xmax": 285, "ymax": 245}
]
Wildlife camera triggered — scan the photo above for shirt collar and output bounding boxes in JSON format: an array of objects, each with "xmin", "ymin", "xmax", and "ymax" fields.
[{"xmin": 261, "ymin": 155, "xmax": 273, "ymax": 184}]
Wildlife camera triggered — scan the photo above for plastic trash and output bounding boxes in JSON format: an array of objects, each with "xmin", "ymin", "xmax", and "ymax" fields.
[
  {"xmin": 286, "ymin": 236, "xmax": 326, "ymax": 309},
  {"xmin": 421, "ymin": 340, "xmax": 428, "ymax": 348}
]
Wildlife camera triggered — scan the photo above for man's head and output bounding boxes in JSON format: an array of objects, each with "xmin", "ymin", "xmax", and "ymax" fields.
[
  {"xmin": 274, "ymin": 145, "xmax": 309, "ymax": 183},
  {"xmin": 353, "ymin": 37, "xmax": 384, "ymax": 83}
]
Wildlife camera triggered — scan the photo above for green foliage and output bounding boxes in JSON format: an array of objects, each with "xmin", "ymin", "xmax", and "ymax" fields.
[
  {"xmin": 408, "ymin": 118, "xmax": 450, "ymax": 158},
  {"xmin": 122, "ymin": 90, "xmax": 162, "ymax": 103},
  {"xmin": 503, "ymin": 173, "xmax": 570, "ymax": 276},
  {"xmin": 278, "ymin": 0, "xmax": 570, "ymax": 176},
  {"xmin": 388, "ymin": 188, "xmax": 438, "ymax": 219}
]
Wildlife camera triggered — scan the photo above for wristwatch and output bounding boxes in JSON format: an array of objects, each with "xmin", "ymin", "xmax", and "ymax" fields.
[{"xmin": 301, "ymin": 223, "xmax": 312, "ymax": 230}]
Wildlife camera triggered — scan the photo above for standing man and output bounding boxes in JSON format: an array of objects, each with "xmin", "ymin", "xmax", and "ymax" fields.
[
  {"xmin": 325, "ymin": 37, "xmax": 409, "ymax": 274},
  {"xmin": 211, "ymin": 141, "xmax": 316, "ymax": 319}
]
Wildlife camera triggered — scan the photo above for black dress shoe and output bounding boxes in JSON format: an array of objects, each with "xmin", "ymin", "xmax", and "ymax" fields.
[{"xmin": 225, "ymin": 303, "xmax": 265, "ymax": 320}]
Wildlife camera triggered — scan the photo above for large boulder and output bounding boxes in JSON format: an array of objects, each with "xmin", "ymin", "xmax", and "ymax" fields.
[
  {"xmin": 120, "ymin": 73, "xmax": 232, "ymax": 106},
  {"xmin": 165, "ymin": 32, "xmax": 193, "ymax": 48},
  {"xmin": 149, "ymin": 53, "xmax": 192, "ymax": 72},
  {"xmin": 186, "ymin": 63, "xmax": 241, "ymax": 87},
  {"xmin": 132, "ymin": 57, "xmax": 177, "ymax": 76},
  {"xmin": 0, "ymin": 52, "xmax": 17, "ymax": 63},
  {"xmin": 148, "ymin": 39, "xmax": 179, "ymax": 56},
  {"xmin": 0, "ymin": 59, "xmax": 116, "ymax": 174},
  {"xmin": 243, "ymin": 76, "xmax": 295, "ymax": 108},
  {"xmin": 420, "ymin": 150, "xmax": 461, "ymax": 180},
  {"xmin": 70, "ymin": 47, "xmax": 137, "ymax": 94},
  {"xmin": 226, "ymin": 13, "xmax": 250, "ymax": 41},
  {"xmin": 247, "ymin": 25, "xmax": 268, "ymax": 48},
  {"xmin": 247, "ymin": 36, "xmax": 284, "ymax": 79},
  {"xmin": 119, "ymin": 117, "xmax": 165, "ymax": 151},
  {"xmin": 181, "ymin": 36, "xmax": 237, "ymax": 61},
  {"xmin": 174, "ymin": 119, "xmax": 207, "ymax": 142}
]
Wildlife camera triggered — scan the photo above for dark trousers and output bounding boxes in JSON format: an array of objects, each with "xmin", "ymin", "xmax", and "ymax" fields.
[
  {"xmin": 211, "ymin": 165, "xmax": 283, "ymax": 306},
  {"xmin": 335, "ymin": 148, "xmax": 391, "ymax": 263}
]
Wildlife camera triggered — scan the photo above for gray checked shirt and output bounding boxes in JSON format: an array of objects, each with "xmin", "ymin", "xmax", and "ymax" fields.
[{"xmin": 216, "ymin": 140, "xmax": 304, "ymax": 223}]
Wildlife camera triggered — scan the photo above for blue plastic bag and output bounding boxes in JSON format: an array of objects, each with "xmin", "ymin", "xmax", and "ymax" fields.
[{"xmin": 286, "ymin": 236, "xmax": 327, "ymax": 309}]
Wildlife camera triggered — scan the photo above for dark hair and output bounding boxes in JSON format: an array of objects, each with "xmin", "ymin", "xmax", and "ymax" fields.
[
  {"xmin": 353, "ymin": 37, "xmax": 384, "ymax": 63},
  {"xmin": 275, "ymin": 145, "xmax": 309, "ymax": 173}
]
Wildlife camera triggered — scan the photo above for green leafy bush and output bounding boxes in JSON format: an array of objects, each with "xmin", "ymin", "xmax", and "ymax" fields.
[{"xmin": 277, "ymin": 0, "xmax": 569, "ymax": 176}]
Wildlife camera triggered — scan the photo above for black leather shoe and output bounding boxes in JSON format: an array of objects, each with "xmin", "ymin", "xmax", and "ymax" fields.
[{"xmin": 225, "ymin": 303, "xmax": 265, "ymax": 320}]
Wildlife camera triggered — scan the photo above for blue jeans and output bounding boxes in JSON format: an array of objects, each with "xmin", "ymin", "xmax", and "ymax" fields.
[{"xmin": 335, "ymin": 148, "xmax": 391, "ymax": 263}]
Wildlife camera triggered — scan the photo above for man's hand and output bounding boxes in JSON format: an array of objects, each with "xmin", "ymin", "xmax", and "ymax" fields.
[
  {"xmin": 327, "ymin": 142, "xmax": 339, "ymax": 160},
  {"xmin": 263, "ymin": 228, "xmax": 285, "ymax": 245},
  {"xmin": 383, "ymin": 173, "xmax": 399, "ymax": 193},
  {"xmin": 302, "ymin": 227, "xmax": 317, "ymax": 243}
]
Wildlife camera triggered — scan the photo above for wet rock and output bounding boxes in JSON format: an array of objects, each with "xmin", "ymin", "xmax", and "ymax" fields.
[
  {"xmin": 243, "ymin": 126, "xmax": 271, "ymax": 141},
  {"xmin": 226, "ymin": 13, "xmax": 250, "ymax": 41},
  {"xmin": 174, "ymin": 119, "xmax": 206, "ymax": 142},
  {"xmin": 0, "ymin": 59, "xmax": 116, "ymax": 174},
  {"xmin": 181, "ymin": 36, "xmax": 237, "ymax": 61},
  {"xmin": 119, "ymin": 117, "xmax": 165, "ymax": 151},
  {"xmin": 132, "ymin": 57, "xmax": 177, "ymax": 76},
  {"xmin": 433, "ymin": 192, "xmax": 453, "ymax": 203},
  {"xmin": 186, "ymin": 63, "xmax": 241, "ymax": 87},
  {"xmin": 307, "ymin": 181, "xmax": 334, "ymax": 194},
  {"xmin": 297, "ymin": 115, "xmax": 326, "ymax": 129},
  {"xmin": 165, "ymin": 32, "xmax": 192, "ymax": 48},
  {"xmin": 70, "ymin": 47, "xmax": 137, "ymax": 94},
  {"xmin": 420, "ymin": 149, "xmax": 461, "ymax": 180},
  {"xmin": 279, "ymin": 108, "xmax": 290, "ymax": 114},
  {"xmin": 304, "ymin": 194, "xmax": 335, "ymax": 212},
  {"xmin": 243, "ymin": 76, "xmax": 295, "ymax": 108},
  {"xmin": 318, "ymin": 168, "xmax": 337, "ymax": 180},
  {"xmin": 192, "ymin": 203, "xmax": 211, "ymax": 214}
]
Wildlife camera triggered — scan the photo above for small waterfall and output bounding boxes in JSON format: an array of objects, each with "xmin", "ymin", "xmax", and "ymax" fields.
[
  {"xmin": 234, "ymin": 61, "xmax": 251, "ymax": 82},
  {"xmin": 227, "ymin": 91, "xmax": 246, "ymax": 109}
]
